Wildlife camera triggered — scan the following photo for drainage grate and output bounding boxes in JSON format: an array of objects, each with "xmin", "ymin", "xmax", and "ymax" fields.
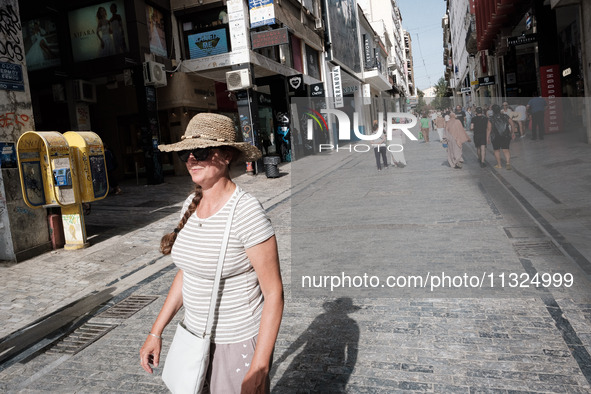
[
  {"xmin": 46, "ymin": 323, "xmax": 117, "ymax": 355},
  {"xmin": 504, "ymin": 226, "xmax": 545, "ymax": 239},
  {"xmin": 96, "ymin": 295, "xmax": 159, "ymax": 319},
  {"xmin": 513, "ymin": 241, "xmax": 563, "ymax": 257}
]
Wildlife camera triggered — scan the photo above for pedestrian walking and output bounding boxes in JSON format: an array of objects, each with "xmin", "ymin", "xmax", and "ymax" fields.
[
  {"xmin": 487, "ymin": 104, "xmax": 516, "ymax": 170},
  {"xmin": 434, "ymin": 112, "xmax": 446, "ymax": 141},
  {"xmin": 104, "ymin": 144, "xmax": 122, "ymax": 195},
  {"xmin": 444, "ymin": 112, "xmax": 470, "ymax": 169},
  {"xmin": 420, "ymin": 113, "xmax": 430, "ymax": 142},
  {"xmin": 527, "ymin": 92, "xmax": 547, "ymax": 140},
  {"xmin": 513, "ymin": 102, "xmax": 527, "ymax": 138},
  {"xmin": 430, "ymin": 110, "xmax": 437, "ymax": 131},
  {"xmin": 454, "ymin": 105, "xmax": 466, "ymax": 127},
  {"xmin": 389, "ymin": 117, "xmax": 407, "ymax": 168},
  {"xmin": 465, "ymin": 106, "xmax": 473, "ymax": 132},
  {"xmin": 140, "ymin": 113, "xmax": 284, "ymax": 393},
  {"xmin": 470, "ymin": 107, "xmax": 488, "ymax": 167},
  {"xmin": 371, "ymin": 120, "xmax": 388, "ymax": 170}
]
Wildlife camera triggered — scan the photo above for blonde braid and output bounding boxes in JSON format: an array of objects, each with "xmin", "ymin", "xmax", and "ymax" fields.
[{"xmin": 160, "ymin": 184, "xmax": 203, "ymax": 255}]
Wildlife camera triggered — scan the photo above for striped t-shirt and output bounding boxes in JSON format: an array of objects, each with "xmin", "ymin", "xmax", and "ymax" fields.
[{"xmin": 171, "ymin": 186, "xmax": 274, "ymax": 344}]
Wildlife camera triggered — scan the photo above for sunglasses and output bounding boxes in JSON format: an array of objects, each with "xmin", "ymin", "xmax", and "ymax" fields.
[{"xmin": 177, "ymin": 147, "xmax": 212, "ymax": 162}]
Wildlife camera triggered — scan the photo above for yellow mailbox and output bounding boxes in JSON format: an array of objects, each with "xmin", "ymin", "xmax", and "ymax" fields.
[
  {"xmin": 64, "ymin": 131, "xmax": 108, "ymax": 202},
  {"xmin": 16, "ymin": 131, "xmax": 78, "ymax": 208}
]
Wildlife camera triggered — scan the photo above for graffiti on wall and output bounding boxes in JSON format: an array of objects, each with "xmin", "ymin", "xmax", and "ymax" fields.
[
  {"xmin": 0, "ymin": 4, "xmax": 23, "ymax": 63},
  {"xmin": 0, "ymin": 112, "xmax": 28, "ymax": 127}
]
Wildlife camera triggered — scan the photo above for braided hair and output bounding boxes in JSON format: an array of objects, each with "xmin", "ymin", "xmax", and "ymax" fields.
[{"xmin": 160, "ymin": 184, "xmax": 203, "ymax": 255}]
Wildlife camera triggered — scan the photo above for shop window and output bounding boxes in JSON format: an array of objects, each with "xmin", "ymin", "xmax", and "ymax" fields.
[
  {"xmin": 306, "ymin": 45, "xmax": 320, "ymax": 80},
  {"xmin": 291, "ymin": 35, "xmax": 303, "ymax": 73}
]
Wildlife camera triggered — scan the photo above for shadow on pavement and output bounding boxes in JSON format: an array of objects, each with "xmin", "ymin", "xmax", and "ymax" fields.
[
  {"xmin": 272, "ymin": 297, "xmax": 361, "ymax": 393},
  {"xmin": 83, "ymin": 176, "xmax": 195, "ymax": 242}
]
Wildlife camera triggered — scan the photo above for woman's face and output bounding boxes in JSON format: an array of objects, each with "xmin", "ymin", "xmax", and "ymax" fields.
[{"xmin": 185, "ymin": 148, "xmax": 232, "ymax": 187}]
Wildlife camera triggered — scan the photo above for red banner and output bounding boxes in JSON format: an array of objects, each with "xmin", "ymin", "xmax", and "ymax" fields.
[{"xmin": 539, "ymin": 65, "xmax": 562, "ymax": 134}]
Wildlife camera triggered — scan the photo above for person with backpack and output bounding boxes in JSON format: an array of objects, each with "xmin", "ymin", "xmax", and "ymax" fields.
[{"xmin": 487, "ymin": 104, "xmax": 516, "ymax": 170}]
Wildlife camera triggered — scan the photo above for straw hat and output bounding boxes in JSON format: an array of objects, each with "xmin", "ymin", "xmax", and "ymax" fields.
[{"xmin": 158, "ymin": 113, "xmax": 261, "ymax": 162}]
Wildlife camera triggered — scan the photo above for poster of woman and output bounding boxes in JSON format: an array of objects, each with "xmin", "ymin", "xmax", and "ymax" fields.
[
  {"xmin": 23, "ymin": 18, "xmax": 61, "ymax": 71},
  {"xmin": 68, "ymin": 0, "xmax": 128, "ymax": 62},
  {"xmin": 147, "ymin": 5, "xmax": 167, "ymax": 57}
]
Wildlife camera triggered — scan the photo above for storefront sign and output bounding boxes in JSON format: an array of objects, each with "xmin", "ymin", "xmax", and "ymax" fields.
[
  {"xmin": 343, "ymin": 85, "xmax": 358, "ymax": 95},
  {"xmin": 251, "ymin": 28, "xmax": 288, "ymax": 49},
  {"xmin": 478, "ymin": 75, "xmax": 495, "ymax": 86},
  {"xmin": 540, "ymin": 65, "xmax": 562, "ymax": 134},
  {"xmin": 249, "ymin": 0, "xmax": 275, "ymax": 28},
  {"xmin": 363, "ymin": 34, "xmax": 372, "ymax": 68},
  {"xmin": 288, "ymin": 74, "xmax": 304, "ymax": 92},
  {"xmin": 362, "ymin": 83, "xmax": 371, "ymax": 105},
  {"xmin": 310, "ymin": 83, "xmax": 325, "ymax": 97},
  {"xmin": 507, "ymin": 33, "xmax": 537, "ymax": 46},
  {"xmin": 332, "ymin": 66, "xmax": 344, "ymax": 108}
]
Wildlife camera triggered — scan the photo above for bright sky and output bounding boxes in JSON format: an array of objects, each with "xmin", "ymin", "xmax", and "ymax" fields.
[{"xmin": 397, "ymin": 0, "xmax": 447, "ymax": 92}]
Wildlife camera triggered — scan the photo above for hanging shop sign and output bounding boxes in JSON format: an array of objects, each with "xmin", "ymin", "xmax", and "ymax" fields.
[
  {"xmin": 507, "ymin": 33, "xmax": 537, "ymax": 46},
  {"xmin": 332, "ymin": 66, "xmax": 344, "ymax": 108},
  {"xmin": 310, "ymin": 82, "xmax": 325, "ymax": 97},
  {"xmin": 288, "ymin": 74, "xmax": 304, "ymax": 93},
  {"xmin": 251, "ymin": 28, "xmax": 288, "ymax": 49},
  {"xmin": 478, "ymin": 75, "xmax": 495, "ymax": 86},
  {"xmin": 540, "ymin": 65, "xmax": 563, "ymax": 135}
]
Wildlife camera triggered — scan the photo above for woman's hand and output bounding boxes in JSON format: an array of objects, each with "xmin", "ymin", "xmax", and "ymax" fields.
[
  {"xmin": 140, "ymin": 334, "xmax": 162, "ymax": 374},
  {"xmin": 241, "ymin": 367, "xmax": 269, "ymax": 394}
]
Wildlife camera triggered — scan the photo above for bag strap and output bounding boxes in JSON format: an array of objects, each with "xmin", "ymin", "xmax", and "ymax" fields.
[{"xmin": 203, "ymin": 189, "xmax": 246, "ymax": 337}]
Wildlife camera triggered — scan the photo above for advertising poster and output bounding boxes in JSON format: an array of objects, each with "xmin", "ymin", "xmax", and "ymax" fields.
[
  {"xmin": 69, "ymin": 0, "xmax": 128, "ymax": 62},
  {"xmin": 187, "ymin": 29, "xmax": 230, "ymax": 59},
  {"xmin": 0, "ymin": 142, "xmax": 16, "ymax": 168},
  {"xmin": 249, "ymin": 0, "xmax": 275, "ymax": 28},
  {"xmin": 326, "ymin": 0, "xmax": 360, "ymax": 73},
  {"xmin": 147, "ymin": 5, "xmax": 167, "ymax": 57},
  {"xmin": 23, "ymin": 17, "xmax": 61, "ymax": 71}
]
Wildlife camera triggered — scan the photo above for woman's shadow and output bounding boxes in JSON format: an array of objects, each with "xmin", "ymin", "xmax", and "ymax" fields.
[{"xmin": 272, "ymin": 297, "xmax": 361, "ymax": 393}]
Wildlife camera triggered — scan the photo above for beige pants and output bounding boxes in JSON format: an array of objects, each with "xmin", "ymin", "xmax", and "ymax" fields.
[{"xmin": 204, "ymin": 336, "xmax": 267, "ymax": 394}]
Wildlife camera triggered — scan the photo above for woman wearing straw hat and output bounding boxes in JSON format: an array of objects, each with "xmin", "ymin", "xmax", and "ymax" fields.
[{"xmin": 140, "ymin": 113, "xmax": 283, "ymax": 393}]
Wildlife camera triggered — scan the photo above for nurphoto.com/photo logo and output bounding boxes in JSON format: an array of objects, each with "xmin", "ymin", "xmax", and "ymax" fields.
[{"xmin": 303, "ymin": 109, "xmax": 419, "ymax": 153}]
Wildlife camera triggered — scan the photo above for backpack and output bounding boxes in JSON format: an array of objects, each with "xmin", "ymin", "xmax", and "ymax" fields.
[{"xmin": 491, "ymin": 114, "xmax": 511, "ymax": 139}]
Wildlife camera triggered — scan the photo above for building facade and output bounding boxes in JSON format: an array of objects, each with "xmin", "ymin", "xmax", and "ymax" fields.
[{"xmin": 445, "ymin": 0, "xmax": 591, "ymax": 143}]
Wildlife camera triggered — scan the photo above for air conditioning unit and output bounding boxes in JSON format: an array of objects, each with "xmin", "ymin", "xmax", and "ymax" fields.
[
  {"xmin": 226, "ymin": 69, "xmax": 252, "ymax": 91},
  {"xmin": 143, "ymin": 61, "xmax": 167, "ymax": 87},
  {"xmin": 314, "ymin": 18, "xmax": 323, "ymax": 31},
  {"xmin": 73, "ymin": 80, "xmax": 96, "ymax": 103}
]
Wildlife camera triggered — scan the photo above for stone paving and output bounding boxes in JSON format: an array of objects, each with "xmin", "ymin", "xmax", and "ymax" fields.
[{"xmin": 1, "ymin": 126, "xmax": 591, "ymax": 392}]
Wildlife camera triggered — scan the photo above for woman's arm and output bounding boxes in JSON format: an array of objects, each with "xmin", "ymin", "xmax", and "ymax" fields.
[
  {"xmin": 140, "ymin": 269, "xmax": 184, "ymax": 374},
  {"xmin": 242, "ymin": 235, "xmax": 284, "ymax": 393}
]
